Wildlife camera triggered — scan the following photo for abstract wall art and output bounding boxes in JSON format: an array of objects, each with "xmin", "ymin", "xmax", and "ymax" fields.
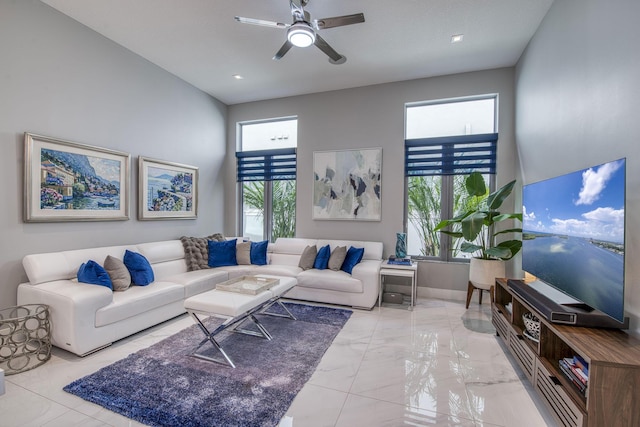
[{"xmin": 313, "ymin": 148, "xmax": 382, "ymax": 221}]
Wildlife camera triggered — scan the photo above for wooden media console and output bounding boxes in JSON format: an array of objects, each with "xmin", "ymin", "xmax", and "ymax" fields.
[{"xmin": 492, "ymin": 278, "xmax": 640, "ymax": 427}]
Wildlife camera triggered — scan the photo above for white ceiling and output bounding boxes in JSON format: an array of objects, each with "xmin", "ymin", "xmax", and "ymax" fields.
[{"xmin": 40, "ymin": 0, "xmax": 554, "ymax": 105}]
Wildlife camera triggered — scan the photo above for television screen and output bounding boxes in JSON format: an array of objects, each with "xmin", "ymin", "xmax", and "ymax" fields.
[{"xmin": 522, "ymin": 158, "xmax": 626, "ymax": 322}]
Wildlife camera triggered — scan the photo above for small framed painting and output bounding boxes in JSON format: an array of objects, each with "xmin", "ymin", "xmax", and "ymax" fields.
[
  {"xmin": 24, "ymin": 132, "xmax": 130, "ymax": 222},
  {"xmin": 313, "ymin": 148, "xmax": 382, "ymax": 221},
  {"xmin": 138, "ymin": 156, "xmax": 198, "ymax": 220}
]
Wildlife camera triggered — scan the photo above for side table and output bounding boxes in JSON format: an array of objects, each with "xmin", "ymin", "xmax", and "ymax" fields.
[
  {"xmin": 379, "ymin": 261, "xmax": 418, "ymax": 310},
  {"xmin": 0, "ymin": 304, "xmax": 51, "ymax": 375}
]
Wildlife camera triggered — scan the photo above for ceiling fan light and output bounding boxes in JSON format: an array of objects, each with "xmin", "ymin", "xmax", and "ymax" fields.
[{"xmin": 287, "ymin": 23, "xmax": 315, "ymax": 47}]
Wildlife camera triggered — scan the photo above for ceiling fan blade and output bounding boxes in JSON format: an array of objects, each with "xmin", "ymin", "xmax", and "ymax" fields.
[
  {"xmin": 235, "ymin": 16, "xmax": 289, "ymax": 29},
  {"xmin": 273, "ymin": 40, "xmax": 293, "ymax": 60},
  {"xmin": 314, "ymin": 13, "xmax": 365, "ymax": 30},
  {"xmin": 314, "ymin": 34, "xmax": 346, "ymax": 64}
]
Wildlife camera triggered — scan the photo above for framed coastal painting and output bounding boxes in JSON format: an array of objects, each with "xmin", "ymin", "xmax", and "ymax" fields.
[
  {"xmin": 313, "ymin": 148, "xmax": 382, "ymax": 221},
  {"xmin": 24, "ymin": 133, "xmax": 130, "ymax": 222},
  {"xmin": 138, "ymin": 157, "xmax": 198, "ymax": 220}
]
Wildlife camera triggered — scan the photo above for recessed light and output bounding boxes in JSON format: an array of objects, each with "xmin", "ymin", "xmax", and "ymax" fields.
[
  {"xmin": 232, "ymin": 74, "xmax": 244, "ymax": 80},
  {"xmin": 451, "ymin": 34, "xmax": 464, "ymax": 43}
]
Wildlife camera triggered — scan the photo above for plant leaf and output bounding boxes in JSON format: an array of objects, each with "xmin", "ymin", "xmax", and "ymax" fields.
[
  {"xmin": 439, "ymin": 230, "xmax": 463, "ymax": 238},
  {"xmin": 461, "ymin": 211, "xmax": 486, "ymax": 241},
  {"xmin": 434, "ymin": 219, "xmax": 453, "ymax": 231},
  {"xmin": 486, "ymin": 179, "xmax": 516, "ymax": 210},
  {"xmin": 465, "ymin": 172, "xmax": 487, "ymax": 197},
  {"xmin": 494, "ymin": 227, "xmax": 523, "ymax": 236},
  {"xmin": 460, "ymin": 242, "xmax": 482, "ymax": 253},
  {"xmin": 492, "ymin": 213, "xmax": 523, "ymax": 223},
  {"xmin": 487, "ymin": 240, "xmax": 523, "ymax": 260},
  {"xmin": 485, "ymin": 246, "xmax": 512, "ymax": 259}
]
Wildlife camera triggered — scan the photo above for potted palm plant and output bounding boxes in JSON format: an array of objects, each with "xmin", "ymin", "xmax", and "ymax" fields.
[{"xmin": 434, "ymin": 172, "xmax": 522, "ymax": 290}]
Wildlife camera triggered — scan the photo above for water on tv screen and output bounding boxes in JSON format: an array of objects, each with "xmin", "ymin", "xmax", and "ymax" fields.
[{"xmin": 522, "ymin": 158, "xmax": 626, "ymax": 322}]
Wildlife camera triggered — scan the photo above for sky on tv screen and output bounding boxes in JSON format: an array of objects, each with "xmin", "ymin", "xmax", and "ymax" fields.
[{"xmin": 523, "ymin": 159, "xmax": 625, "ymax": 244}]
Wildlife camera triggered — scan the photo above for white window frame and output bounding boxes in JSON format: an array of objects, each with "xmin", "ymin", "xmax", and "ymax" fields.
[
  {"xmin": 236, "ymin": 116, "xmax": 297, "ymax": 241},
  {"xmin": 404, "ymin": 95, "xmax": 498, "ymax": 262}
]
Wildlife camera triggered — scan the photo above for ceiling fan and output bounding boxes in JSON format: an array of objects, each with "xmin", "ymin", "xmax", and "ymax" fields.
[{"xmin": 235, "ymin": 0, "xmax": 365, "ymax": 64}]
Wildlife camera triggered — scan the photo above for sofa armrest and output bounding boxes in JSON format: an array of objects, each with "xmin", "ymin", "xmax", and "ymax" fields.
[
  {"xmin": 17, "ymin": 280, "xmax": 113, "ymax": 354},
  {"xmin": 351, "ymin": 260, "xmax": 382, "ymax": 287}
]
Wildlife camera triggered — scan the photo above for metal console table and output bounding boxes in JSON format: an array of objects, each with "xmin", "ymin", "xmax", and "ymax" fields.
[
  {"xmin": 0, "ymin": 304, "xmax": 51, "ymax": 375},
  {"xmin": 379, "ymin": 260, "xmax": 418, "ymax": 310}
]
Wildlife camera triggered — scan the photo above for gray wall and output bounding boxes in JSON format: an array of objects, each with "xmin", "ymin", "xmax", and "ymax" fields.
[
  {"xmin": 515, "ymin": 0, "xmax": 640, "ymax": 330},
  {"xmin": 0, "ymin": 0, "xmax": 227, "ymax": 308},
  {"xmin": 227, "ymin": 68, "xmax": 518, "ymax": 295}
]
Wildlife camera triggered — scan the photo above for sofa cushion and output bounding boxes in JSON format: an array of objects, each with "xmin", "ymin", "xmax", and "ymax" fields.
[
  {"xmin": 209, "ymin": 233, "xmax": 226, "ymax": 242},
  {"xmin": 252, "ymin": 264, "xmax": 302, "ymax": 277},
  {"xmin": 317, "ymin": 239, "xmax": 383, "ymax": 261},
  {"xmin": 208, "ymin": 239, "xmax": 238, "ymax": 268},
  {"xmin": 272, "ymin": 238, "xmax": 318, "ymax": 255},
  {"xmin": 77, "ymin": 261, "xmax": 113, "ymax": 290},
  {"xmin": 104, "ymin": 255, "xmax": 131, "ymax": 291},
  {"xmin": 236, "ymin": 241, "xmax": 252, "ymax": 265},
  {"xmin": 298, "ymin": 245, "xmax": 317, "ymax": 270},
  {"xmin": 22, "ymin": 244, "xmax": 136, "ymax": 285},
  {"xmin": 297, "ymin": 269, "xmax": 363, "ymax": 293},
  {"xmin": 270, "ymin": 238, "xmax": 318, "ymax": 267},
  {"xmin": 216, "ymin": 265, "xmax": 258, "ymax": 279},
  {"xmin": 328, "ymin": 246, "xmax": 347, "ymax": 271},
  {"xmin": 137, "ymin": 240, "xmax": 185, "ymax": 264},
  {"xmin": 313, "ymin": 245, "xmax": 331, "ymax": 270},
  {"xmin": 123, "ymin": 250, "xmax": 155, "ymax": 286},
  {"xmin": 341, "ymin": 246, "xmax": 365, "ymax": 274},
  {"xmin": 184, "ymin": 288, "xmax": 273, "ymax": 318},
  {"xmin": 180, "ymin": 236, "xmax": 209, "ymax": 271},
  {"xmin": 180, "ymin": 233, "xmax": 226, "ymax": 271},
  {"xmin": 250, "ymin": 240, "xmax": 269, "ymax": 265},
  {"xmin": 165, "ymin": 269, "xmax": 229, "ymax": 298},
  {"xmin": 95, "ymin": 281, "xmax": 183, "ymax": 327}
]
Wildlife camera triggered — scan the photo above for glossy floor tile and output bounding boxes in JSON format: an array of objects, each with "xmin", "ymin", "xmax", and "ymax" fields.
[{"xmin": 0, "ymin": 299, "xmax": 557, "ymax": 427}]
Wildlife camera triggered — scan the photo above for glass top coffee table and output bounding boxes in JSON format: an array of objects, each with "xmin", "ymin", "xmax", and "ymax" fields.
[{"xmin": 216, "ymin": 275, "xmax": 280, "ymax": 295}]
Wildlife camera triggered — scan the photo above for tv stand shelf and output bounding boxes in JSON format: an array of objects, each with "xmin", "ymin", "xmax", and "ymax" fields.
[{"xmin": 492, "ymin": 278, "xmax": 640, "ymax": 427}]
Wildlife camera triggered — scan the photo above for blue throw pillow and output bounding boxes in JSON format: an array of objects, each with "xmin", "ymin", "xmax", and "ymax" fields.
[
  {"xmin": 313, "ymin": 244, "xmax": 331, "ymax": 270},
  {"xmin": 250, "ymin": 240, "xmax": 269, "ymax": 266},
  {"xmin": 341, "ymin": 246, "xmax": 365, "ymax": 274},
  {"xmin": 123, "ymin": 250, "xmax": 155, "ymax": 286},
  {"xmin": 77, "ymin": 260, "xmax": 113, "ymax": 290},
  {"xmin": 208, "ymin": 239, "xmax": 238, "ymax": 267}
]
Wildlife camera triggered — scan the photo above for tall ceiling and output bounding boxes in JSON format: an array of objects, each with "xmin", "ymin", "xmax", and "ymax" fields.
[{"xmin": 40, "ymin": 0, "xmax": 554, "ymax": 105}]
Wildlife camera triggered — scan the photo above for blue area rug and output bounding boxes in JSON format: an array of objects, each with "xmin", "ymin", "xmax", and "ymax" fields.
[{"xmin": 64, "ymin": 303, "xmax": 352, "ymax": 427}]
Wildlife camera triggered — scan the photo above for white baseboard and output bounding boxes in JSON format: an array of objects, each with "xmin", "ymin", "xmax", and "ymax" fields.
[
  {"xmin": 417, "ymin": 287, "xmax": 467, "ymax": 302},
  {"xmin": 384, "ymin": 283, "xmax": 492, "ymax": 305}
]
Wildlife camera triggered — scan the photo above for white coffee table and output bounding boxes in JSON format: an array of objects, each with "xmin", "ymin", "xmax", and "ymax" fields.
[{"xmin": 183, "ymin": 275, "xmax": 297, "ymax": 368}]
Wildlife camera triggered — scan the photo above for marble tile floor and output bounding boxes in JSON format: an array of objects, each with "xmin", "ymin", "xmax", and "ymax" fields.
[{"xmin": 0, "ymin": 298, "xmax": 558, "ymax": 427}]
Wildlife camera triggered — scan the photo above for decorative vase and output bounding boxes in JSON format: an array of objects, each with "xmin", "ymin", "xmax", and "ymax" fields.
[
  {"xmin": 469, "ymin": 258, "xmax": 506, "ymax": 290},
  {"xmin": 395, "ymin": 232, "xmax": 407, "ymax": 258}
]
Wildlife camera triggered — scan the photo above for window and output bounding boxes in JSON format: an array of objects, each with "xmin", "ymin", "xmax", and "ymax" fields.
[
  {"xmin": 237, "ymin": 118, "xmax": 297, "ymax": 241},
  {"xmin": 404, "ymin": 96, "xmax": 497, "ymax": 261}
]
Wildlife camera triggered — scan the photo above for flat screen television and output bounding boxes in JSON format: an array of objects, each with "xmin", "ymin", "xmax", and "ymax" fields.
[{"xmin": 520, "ymin": 158, "xmax": 627, "ymax": 328}]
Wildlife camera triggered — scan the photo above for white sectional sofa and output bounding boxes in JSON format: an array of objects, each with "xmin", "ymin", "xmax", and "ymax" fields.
[
  {"xmin": 17, "ymin": 237, "xmax": 383, "ymax": 356},
  {"xmin": 266, "ymin": 238, "xmax": 383, "ymax": 309}
]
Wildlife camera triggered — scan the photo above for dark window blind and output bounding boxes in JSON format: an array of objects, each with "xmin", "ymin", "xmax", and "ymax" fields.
[
  {"xmin": 236, "ymin": 148, "xmax": 297, "ymax": 182},
  {"xmin": 405, "ymin": 133, "xmax": 497, "ymax": 177}
]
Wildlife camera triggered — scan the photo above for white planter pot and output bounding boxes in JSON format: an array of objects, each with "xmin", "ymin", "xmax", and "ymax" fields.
[{"xmin": 469, "ymin": 258, "xmax": 505, "ymax": 290}]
